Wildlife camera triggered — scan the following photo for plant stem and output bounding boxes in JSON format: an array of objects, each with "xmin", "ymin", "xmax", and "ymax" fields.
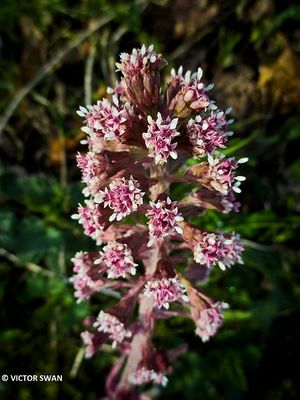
[{"xmin": 116, "ymin": 164, "xmax": 168, "ymax": 395}]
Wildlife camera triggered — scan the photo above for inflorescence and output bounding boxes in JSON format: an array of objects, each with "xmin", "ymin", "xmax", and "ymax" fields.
[{"xmin": 71, "ymin": 44, "xmax": 247, "ymax": 399}]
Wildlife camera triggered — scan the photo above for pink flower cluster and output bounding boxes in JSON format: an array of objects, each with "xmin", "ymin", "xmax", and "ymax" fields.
[
  {"xmin": 97, "ymin": 241, "xmax": 137, "ymax": 279},
  {"xmin": 195, "ymin": 303, "xmax": 226, "ymax": 342},
  {"xmin": 95, "ymin": 176, "xmax": 144, "ymax": 222},
  {"xmin": 72, "ymin": 45, "xmax": 247, "ymax": 398},
  {"xmin": 187, "ymin": 285, "xmax": 229, "ymax": 342},
  {"xmin": 168, "ymin": 67, "xmax": 210, "ymax": 118},
  {"xmin": 128, "ymin": 367, "xmax": 168, "ymax": 387},
  {"xmin": 144, "ymin": 276, "xmax": 189, "ymax": 309},
  {"xmin": 76, "ymin": 96, "xmax": 129, "ymax": 143},
  {"xmin": 72, "ymin": 200, "xmax": 106, "ymax": 244},
  {"xmin": 70, "ymin": 251, "xmax": 104, "ymax": 302},
  {"xmin": 192, "ymin": 232, "xmax": 244, "ymax": 271},
  {"xmin": 93, "ymin": 310, "xmax": 132, "ymax": 349},
  {"xmin": 143, "ymin": 113, "xmax": 179, "ymax": 164},
  {"xmin": 81, "ymin": 330, "xmax": 106, "ymax": 359},
  {"xmin": 187, "ymin": 109, "xmax": 232, "ymax": 157},
  {"xmin": 146, "ymin": 197, "xmax": 183, "ymax": 245}
]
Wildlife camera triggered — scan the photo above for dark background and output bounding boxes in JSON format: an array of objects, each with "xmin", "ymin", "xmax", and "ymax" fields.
[{"xmin": 0, "ymin": 1, "xmax": 300, "ymax": 399}]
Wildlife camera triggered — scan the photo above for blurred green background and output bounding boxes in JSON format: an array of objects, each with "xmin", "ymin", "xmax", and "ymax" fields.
[{"xmin": 0, "ymin": 0, "xmax": 300, "ymax": 399}]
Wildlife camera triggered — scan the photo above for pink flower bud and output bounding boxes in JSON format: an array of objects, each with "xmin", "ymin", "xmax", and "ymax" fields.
[
  {"xmin": 115, "ymin": 45, "xmax": 166, "ymax": 113},
  {"xmin": 168, "ymin": 68, "xmax": 210, "ymax": 118}
]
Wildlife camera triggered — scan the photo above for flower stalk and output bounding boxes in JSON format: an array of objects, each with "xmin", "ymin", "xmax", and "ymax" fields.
[{"xmin": 71, "ymin": 44, "xmax": 247, "ymax": 399}]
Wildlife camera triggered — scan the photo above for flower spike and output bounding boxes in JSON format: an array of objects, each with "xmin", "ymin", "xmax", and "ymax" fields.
[{"xmin": 72, "ymin": 45, "xmax": 247, "ymax": 398}]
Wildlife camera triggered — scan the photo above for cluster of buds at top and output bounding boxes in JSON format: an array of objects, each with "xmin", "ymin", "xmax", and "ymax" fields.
[{"xmin": 72, "ymin": 44, "xmax": 247, "ymax": 399}]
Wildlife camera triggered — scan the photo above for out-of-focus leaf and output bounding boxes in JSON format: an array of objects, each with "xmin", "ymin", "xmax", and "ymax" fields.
[
  {"xmin": 0, "ymin": 209, "xmax": 16, "ymax": 250},
  {"xmin": 289, "ymin": 159, "xmax": 300, "ymax": 180},
  {"xmin": 15, "ymin": 217, "xmax": 62, "ymax": 263},
  {"xmin": 0, "ymin": 167, "xmax": 67, "ymax": 215},
  {"xmin": 224, "ymin": 310, "xmax": 252, "ymax": 321},
  {"xmin": 280, "ymin": 116, "xmax": 300, "ymax": 142},
  {"xmin": 218, "ymin": 30, "xmax": 242, "ymax": 67},
  {"xmin": 268, "ymin": 6, "xmax": 300, "ymax": 33}
]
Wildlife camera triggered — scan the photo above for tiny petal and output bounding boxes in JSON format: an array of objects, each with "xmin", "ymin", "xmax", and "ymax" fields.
[{"xmin": 238, "ymin": 157, "xmax": 249, "ymax": 164}]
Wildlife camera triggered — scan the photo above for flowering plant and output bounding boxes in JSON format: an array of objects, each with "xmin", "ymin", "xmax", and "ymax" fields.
[{"xmin": 72, "ymin": 45, "xmax": 247, "ymax": 399}]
